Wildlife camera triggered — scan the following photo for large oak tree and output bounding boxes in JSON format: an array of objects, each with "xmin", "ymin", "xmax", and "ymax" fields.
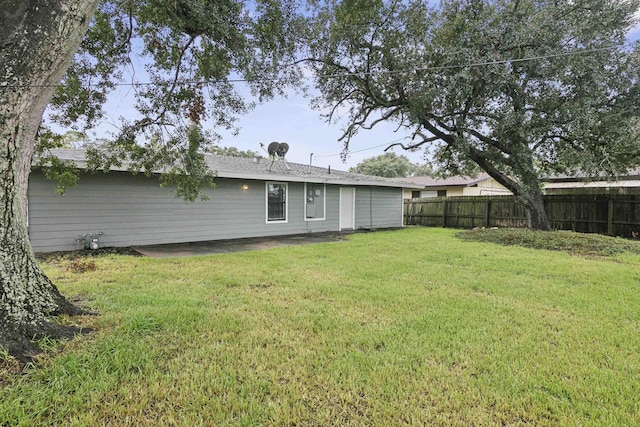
[
  {"xmin": 1, "ymin": 0, "xmax": 302, "ymax": 359},
  {"xmin": 306, "ymin": 0, "xmax": 640, "ymax": 229}
]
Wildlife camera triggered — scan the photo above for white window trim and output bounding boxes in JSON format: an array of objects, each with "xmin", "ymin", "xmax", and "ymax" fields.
[
  {"xmin": 304, "ymin": 183, "xmax": 326, "ymax": 221},
  {"xmin": 265, "ymin": 181, "xmax": 288, "ymax": 224}
]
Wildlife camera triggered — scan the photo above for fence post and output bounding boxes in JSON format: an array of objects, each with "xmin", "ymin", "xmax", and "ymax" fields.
[
  {"xmin": 607, "ymin": 196, "xmax": 614, "ymax": 235},
  {"xmin": 442, "ymin": 199, "xmax": 447, "ymax": 228},
  {"xmin": 485, "ymin": 199, "xmax": 491, "ymax": 228}
]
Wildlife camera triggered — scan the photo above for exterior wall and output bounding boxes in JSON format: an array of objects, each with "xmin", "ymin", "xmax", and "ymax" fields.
[
  {"xmin": 355, "ymin": 186, "xmax": 403, "ymax": 229},
  {"xmin": 28, "ymin": 171, "xmax": 402, "ymax": 252},
  {"xmin": 445, "ymin": 187, "xmax": 465, "ymax": 197},
  {"xmin": 403, "ymin": 179, "xmax": 511, "ymax": 198},
  {"xmin": 409, "ymin": 186, "xmax": 465, "ymax": 197},
  {"xmin": 462, "ymin": 178, "xmax": 511, "ymax": 196},
  {"xmin": 28, "ymin": 171, "xmax": 342, "ymax": 252},
  {"xmin": 405, "ymin": 189, "xmax": 440, "ymax": 199},
  {"xmin": 543, "ymin": 180, "xmax": 640, "ymax": 195}
]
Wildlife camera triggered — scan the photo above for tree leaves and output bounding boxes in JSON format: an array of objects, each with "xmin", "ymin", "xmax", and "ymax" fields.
[
  {"xmin": 45, "ymin": 0, "xmax": 304, "ymax": 199},
  {"xmin": 306, "ymin": 0, "xmax": 640, "ymax": 228},
  {"xmin": 350, "ymin": 152, "xmax": 432, "ymax": 177}
]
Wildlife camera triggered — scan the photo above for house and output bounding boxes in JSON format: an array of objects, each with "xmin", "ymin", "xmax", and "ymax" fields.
[
  {"xmin": 543, "ymin": 168, "xmax": 640, "ymax": 195},
  {"xmin": 28, "ymin": 149, "xmax": 423, "ymax": 252},
  {"xmin": 399, "ymin": 174, "xmax": 512, "ymax": 199}
]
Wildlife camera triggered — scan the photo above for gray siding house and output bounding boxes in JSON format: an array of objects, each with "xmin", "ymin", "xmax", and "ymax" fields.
[{"xmin": 28, "ymin": 149, "xmax": 421, "ymax": 252}]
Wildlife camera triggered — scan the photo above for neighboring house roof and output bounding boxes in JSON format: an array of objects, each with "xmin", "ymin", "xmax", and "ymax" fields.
[
  {"xmin": 399, "ymin": 168, "xmax": 640, "ymax": 191},
  {"xmin": 544, "ymin": 180, "xmax": 640, "ymax": 189},
  {"xmin": 544, "ymin": 168, "xmax": 640, "ymax": 190},
  {"xmin": 41, "ymin": 148, "xmax": 424, "ymax": 189},
  {"xmin": 397, "ymin": 173, "xmax": 493, "ymax": 188},
  {"xmin": 545, "ymin": 168, "xmax": 640, "ymax": 182}
]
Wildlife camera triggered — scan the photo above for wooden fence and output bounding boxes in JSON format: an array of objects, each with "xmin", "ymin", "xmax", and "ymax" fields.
[{"xmin": 404, "ymin": 194, "xmax": 640, "ymax": 238}]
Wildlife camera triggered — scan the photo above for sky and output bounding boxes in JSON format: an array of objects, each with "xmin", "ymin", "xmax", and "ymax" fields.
[
  {"xmin": 75, "ymin": 8, "xmax": 640, "ymax": 173},
  {"xmin": 90, "ymin": 84, "xmax": 424, "ymax": 171}
]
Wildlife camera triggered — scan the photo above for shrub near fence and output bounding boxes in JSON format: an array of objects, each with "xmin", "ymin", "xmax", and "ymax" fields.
[{"xmin": 404, "ymin": 194, "xmax": 640, "ymax": 238}]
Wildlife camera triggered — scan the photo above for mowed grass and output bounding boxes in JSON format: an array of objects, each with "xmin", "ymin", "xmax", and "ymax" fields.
[{"xmin": 2, "ymin": 227, "xmax": 640, "ymax": 426}]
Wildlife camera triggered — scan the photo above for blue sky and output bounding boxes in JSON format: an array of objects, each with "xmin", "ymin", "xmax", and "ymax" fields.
[
  {"xmin": 79, "ymin": 10, "xmax": 640, "ymax": 172},
  {"xmin": 90, "ymin": 84, "xmax": 423, "ymax": 171},
  {"xmin": 210, "ymin": 10, "xmax": 640, "ymax": 170}
]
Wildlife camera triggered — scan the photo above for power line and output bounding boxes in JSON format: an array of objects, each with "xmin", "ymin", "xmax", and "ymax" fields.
[
  {"xmin": 313, "ymin": 136, "xmax": 410, "ymax": 158},
  {"xmin": 2, "ymin": 44, "xmax": 627, "ymax": 89}
]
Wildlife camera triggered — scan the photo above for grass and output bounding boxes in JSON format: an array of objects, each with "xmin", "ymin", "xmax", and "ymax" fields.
[{"xmin": 1, "ymin": 227, "xmax": 640, "ymax": 426}]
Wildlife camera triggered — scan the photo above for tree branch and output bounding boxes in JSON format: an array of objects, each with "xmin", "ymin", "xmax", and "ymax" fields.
[{"xmin": 384, "ymin": 135, "xmax": 439, "ymax": 152}]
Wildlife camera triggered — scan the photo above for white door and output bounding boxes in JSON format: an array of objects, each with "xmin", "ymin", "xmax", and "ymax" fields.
[{"xmin": 340, "ymin": 187, "xmax": 355, "ymax": 230}]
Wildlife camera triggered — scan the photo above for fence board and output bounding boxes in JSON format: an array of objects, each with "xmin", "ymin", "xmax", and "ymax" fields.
[{"xmin": 404, "ymin": 194, "xmax": 640, "ymax": 238}]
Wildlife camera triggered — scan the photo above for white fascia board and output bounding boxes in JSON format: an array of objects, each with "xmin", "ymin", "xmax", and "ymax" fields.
[
  {"xmin": 324, "ymin": 179, "xmax": 425, "ymax": 189},
  {"xmin": 216, "ymin": 171, "xmax": 424, "ymax": 189}
]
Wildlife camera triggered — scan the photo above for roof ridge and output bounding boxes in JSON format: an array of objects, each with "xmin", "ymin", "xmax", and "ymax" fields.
[{"xmin": 40, "ymin": 148, "xmax": 424, "ymax": 189}]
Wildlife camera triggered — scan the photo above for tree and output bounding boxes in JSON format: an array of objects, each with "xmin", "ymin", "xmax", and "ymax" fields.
[
  {"xmin": 208, "ymin": 145, "xmax": 257, "ymax": 158},
  {"xmin": 350, "ymin": 152, "xmax": 431, "ymax": 177},
  {"xmin": 1, "ymin": 0, "xmax": 303, "ymax": 359},
  {"xmin": 306, "ymin": 0, "xmax": 640, "ymax": 230}
]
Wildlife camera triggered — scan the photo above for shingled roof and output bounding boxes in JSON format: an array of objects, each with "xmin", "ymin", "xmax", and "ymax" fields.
[
  {"xmin": 397, "ymin": 173, "xmax": 493, "ymax": 188},
  {"xmin": 42, "ymin": 148, "xmax": 423, "ymax": 189}
]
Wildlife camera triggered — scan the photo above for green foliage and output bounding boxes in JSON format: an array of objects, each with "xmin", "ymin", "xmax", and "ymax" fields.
[
  {"xmin": 2, "ymin": 228, "xmax": 640, "ymax": 424},
  {"xmin": 45, "ymin": 0, "xmax": 305, "ymax": 200},
  {"xmin": 349, "ymin": 152, "xmax": 432, "ymax": 177},
  {"xmin": 157, "ymin": 126, "xmax": 217, "ymax": 202},
  {"xmin": 33, "ymin": 128, "xmax": 83, "ymax": 195},
  {"xmin": 207, "ymin": 145, "xmax": 256, "ymax": 158},
  {"xmin": 307, "ymin": 0, "xmax": 640, "ymax": 226}
]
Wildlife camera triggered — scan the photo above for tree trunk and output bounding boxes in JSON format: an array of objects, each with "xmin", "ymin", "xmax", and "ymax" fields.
[
  {"xmin": 0, "ymin": 1, "xmax": 99, "ymax": 360},
  {"xmin": 521, "ymin": 189, "xmax": 552, "ymax": 231},
  {"xmin": 465, "ymin": 145, "xmax": 553, "ymax": 231}
]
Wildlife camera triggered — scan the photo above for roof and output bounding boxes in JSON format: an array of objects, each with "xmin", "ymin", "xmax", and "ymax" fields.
[
  {"xmin": 42, "ymin": 148, "xmax": 424, "ymax": 189},
  {"xmin": 544, "ymin": 179, "xmax": 640, "ymax": 189},
  {"xmin": 545, "ymin": 168, "xmax": 640, "ymax": 182},
  {"xmin": 398, "ymin": 173, "xmax": 493, "ymax": 188}
]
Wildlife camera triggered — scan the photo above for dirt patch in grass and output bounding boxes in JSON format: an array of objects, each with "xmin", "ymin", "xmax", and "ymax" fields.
[
  {"xmin": 457, "ymin": 228, "xmax": 640, "ymax": 257},
  {"xmin": 36, "ymin": 246, "xmax": 143, "ymax": 264},
  {"xmin": 0, "ymin": 355, "xmax": 22, "ymax": 388}
]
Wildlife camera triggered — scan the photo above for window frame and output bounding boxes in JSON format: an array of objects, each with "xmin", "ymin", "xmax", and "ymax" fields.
[{"xmin": 265, "ymin": 182, "xmax": 288, "ymax": 223}]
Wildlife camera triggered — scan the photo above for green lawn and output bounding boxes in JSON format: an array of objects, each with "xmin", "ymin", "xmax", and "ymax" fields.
[{"xmin": 2, "ymin": 227, "xmax": 639, "ymax": 426}]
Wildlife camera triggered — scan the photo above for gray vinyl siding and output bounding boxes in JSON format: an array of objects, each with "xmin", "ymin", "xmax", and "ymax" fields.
[
  {"xmin": 355, "ymin": 186, "xmax": 403, "ymax": 229},
  {"xmin": 28, "ymin": 171, "xmax": 342, "ymax": 252},
  {"xmin": 28, "ymin": 172, "xmax": 403, "ymax": 252}
]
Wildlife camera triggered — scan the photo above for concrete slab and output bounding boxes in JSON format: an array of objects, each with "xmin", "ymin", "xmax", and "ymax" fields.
[{"xmin": 132, "ymin": 231, "xmax": 356, "ymax": 258}]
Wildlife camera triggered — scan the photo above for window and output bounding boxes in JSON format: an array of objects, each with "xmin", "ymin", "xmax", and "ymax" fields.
[
  {"xmin": 266, "ymin": 182, "xmax": 287, "ymax": 222},
  {"xmin": 437, "ymin": 190, "xmax": 447, "ymax": 197}
]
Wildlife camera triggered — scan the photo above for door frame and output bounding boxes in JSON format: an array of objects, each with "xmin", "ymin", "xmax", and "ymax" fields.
[{"xmin": 339, "ymin": 187, "xmax": 355, "ymax": 230}]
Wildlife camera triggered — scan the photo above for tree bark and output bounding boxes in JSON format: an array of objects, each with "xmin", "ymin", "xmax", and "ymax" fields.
[
  {"xmin": 486, "ymin": 173, "xmax": 553, "ymax": 231},
  {"xmin": 521, "ymin": 189, "xmax": 552, "ymax": 231},
  {"xmin": 0, "ymin": 1, "xmax": 99, "ymax": 360},
  {"xmin": 465, "ymin": 143, "xmax": 553, "ymax": 231}
]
